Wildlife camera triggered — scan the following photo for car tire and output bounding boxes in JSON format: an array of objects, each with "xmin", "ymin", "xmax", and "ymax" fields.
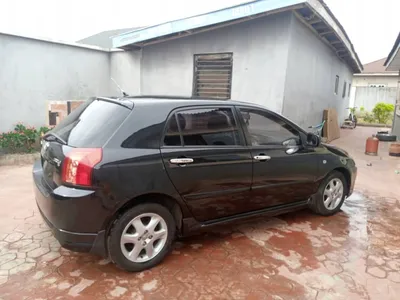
[
  {"xmin": 376, "ymin": 133, "xmax": 397, "ymax": 142},
  {"xmin": 308, "ymin": 171, "xmax": 348, "ymax": 216},
  {"xmin": 108, "ymin": 203, "xmax": 176, "ymax": 272}
]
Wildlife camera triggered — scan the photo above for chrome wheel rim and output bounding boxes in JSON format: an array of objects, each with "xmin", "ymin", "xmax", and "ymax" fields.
[
  {"xmin": 323, "ymin": 178, "xmax": 344, "ymax": 210},
  {"xmin": 120, "ymin": 213, "xmax": 168, "ymax": 263}
]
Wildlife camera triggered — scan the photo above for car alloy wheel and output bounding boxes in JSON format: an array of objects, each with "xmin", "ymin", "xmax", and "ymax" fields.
[
  {"xmin": 323, "ymin": 178, "xmax": 344, "ymax": 210},
  {"xmin": 120, "ymin": 213, "xmax": 168, "ymax": 263}
]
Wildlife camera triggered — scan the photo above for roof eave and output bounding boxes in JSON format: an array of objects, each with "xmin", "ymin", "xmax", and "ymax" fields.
[
  {"xmin": 385, "ymin": 48, "xmax": 400, "ymax": 72},
  {"xmin": 112, "ymin": 0, "xmax": 362, "ymax": 73},
  {"xmin": 384, "ymin": 33, "xmax": 400, "ymax": 67},
  {"xmin": 304, "ymin": 0, "xmax": 362, "ymax": 73},
  {"xmin": 113, "ymin": 0, "xmax": 305, "ymax": 48}
]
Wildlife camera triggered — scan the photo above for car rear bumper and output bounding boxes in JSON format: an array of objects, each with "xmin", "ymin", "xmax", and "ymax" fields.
[
  {"xmin": 36, "ymin": 204, "xmax": 106, "ymax": 255},
  {"xmin": 33, "ymin": 160, "xmax": 107, "ymax": 257}
]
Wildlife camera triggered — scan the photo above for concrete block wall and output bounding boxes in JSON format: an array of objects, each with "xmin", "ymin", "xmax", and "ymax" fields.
[
  {"xmin": 110, "ymin": 51, "xmax": 141, "ymax": 96},
  {"xmin": 0, "ymin": 33, "xmax": 112, "ymax": 132},
  {"xmin": 140, "ymin": 12, "xmax": 293, "ymax": 114},
  {"xmin": 139, "ymin": 12, "xmax": 355, "ymax": 129},
  {"xmin": 48, "ymin": 100, "xmax": 86, "ymax": 125},
  {"xmin": 353, "ymin": 76, "xmax": 399, "ymax": 88},
  {"xmin": 354, "ymin": 87, "xmax": 397, "ymax": 111},
  {"xmin": 282, "ymin": 14, "xmax": 354, "ymax": 129}
]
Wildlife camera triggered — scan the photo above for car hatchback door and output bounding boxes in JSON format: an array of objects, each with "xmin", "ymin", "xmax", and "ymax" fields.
[
  {"xmin": 160, "ymin": 106, "xmax": 253, "ymax": 222},
  {"xmin": 236, "ymin": 106, "xmax": 319, "ymax": 209}
]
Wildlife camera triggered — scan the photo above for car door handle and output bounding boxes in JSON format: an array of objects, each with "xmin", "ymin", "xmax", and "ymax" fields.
[
  {"xmin": 254, "ymin": 155, "xmax": 271, "ymax": 161},
  {"xmin": 170, "ymin": 158, "xmax": 194, "ymax": 164}
]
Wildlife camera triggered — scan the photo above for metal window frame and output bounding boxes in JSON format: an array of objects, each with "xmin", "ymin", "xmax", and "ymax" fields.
[
  {"xmin": 235, "ymin": 106, "xmax": 302, "ymax": 148},
  {"xmin": 192, "ymin": 52, "xmax": 233, "ymax": 100},
  {"xmin": 161, "ymin": 105, "xmax": 245, "ymax": 148}
]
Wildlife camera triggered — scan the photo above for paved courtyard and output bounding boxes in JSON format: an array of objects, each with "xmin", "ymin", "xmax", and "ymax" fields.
[{"xmin": 0, "ymin": 127, "xmax": 399, "ymax": 300}]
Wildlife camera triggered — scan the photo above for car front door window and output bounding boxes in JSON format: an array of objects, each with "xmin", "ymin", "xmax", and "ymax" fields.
[{"xmin": 240, "ymin": 109, "xmax": 300, "ymax": 146}]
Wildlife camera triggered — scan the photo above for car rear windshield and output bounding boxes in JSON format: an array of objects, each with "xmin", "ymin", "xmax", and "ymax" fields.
[{"xmin": 49, "ymin": 98, "xmax": 131, "ymax": 147}]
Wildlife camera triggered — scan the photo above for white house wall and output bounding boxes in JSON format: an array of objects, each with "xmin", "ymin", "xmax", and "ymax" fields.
[
  {"xmin": 0, "ymin": 33, "xmax": 111, "ymax": 132},
  {"xmin": 353, "ymin": 87, "xmax": 397, "ymax": 111},
  {"xmin": 110, "ymin": 51, "xmax": 141, "ymax": 96},
  {"xmin": 140, "ymin": 12, "xmax": 294, "ymax": 114},
  {"xmin": 352, "ymin": 76, "xmax": 398, "ymax": 111},
  {"xmin": 282, "ymin": 14, "xmax": 354, "ymax": 128},
  {"xmin": 352, "ymin": 76, "xmax": 399, "ymax": 88}
]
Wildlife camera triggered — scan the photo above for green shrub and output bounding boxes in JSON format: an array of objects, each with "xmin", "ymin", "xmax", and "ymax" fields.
[
  {"xmin": 356, "ymin": 107, "xmax": 367, "ymax": 118},
  {"xmin": 39, "ymin": 126, "xmax": 51, "ymax": 136},
  {"xmin": 363, "ymin": 112, "xmax": 376, "ymax": 124},
  {"xmin": 372, "ymin": 103, "xmax": 395, "ymax": 124},
  {"xmin": 0, "ymin": 123, "xmax": 52, "ymax": 154}
]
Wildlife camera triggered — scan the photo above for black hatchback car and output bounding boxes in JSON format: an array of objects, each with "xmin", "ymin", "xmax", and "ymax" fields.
[{"xmin": 33, "ymin": 96, "xmax": 356, "ymax": 272}]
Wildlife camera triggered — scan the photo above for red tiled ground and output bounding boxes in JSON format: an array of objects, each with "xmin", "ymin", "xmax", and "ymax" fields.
[{"xmin": 0, "ymin": 127, "xmax": 399, "ymax": 299}]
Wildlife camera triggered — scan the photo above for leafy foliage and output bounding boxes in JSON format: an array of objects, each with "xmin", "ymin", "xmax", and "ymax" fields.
[
  {"xmin": 372, "ymin": 103, "xmax": 395, "ymax": 124},
  {"xmin": 0, "ymin": 123, "xmax": 52, "ymax": 153},
  {"xmin": 363, "ymin": 112, "xmax": 376, "ymax": 124},
  {"xmin": 349, "ymin": 107, "xmax": 357, "ymax": 114}
]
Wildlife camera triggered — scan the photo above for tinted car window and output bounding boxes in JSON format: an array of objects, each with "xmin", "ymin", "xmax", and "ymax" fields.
[
  {"xmin": 122, "ymin": 121, "xmax": 165, "ymax": 149},
  {"xmin": 50, "ymin": 99, "xmax": 130, "ymax": 148},
  {"xmin": 163, "ymin": 116, "xmax": 182, "ymax": 146},
  {"xmin": 164, "ymin": 107, "xmax": 241, "ymax": 146},
  {"xmin": 239, "ymin": 108, "xmax": 300, "ymax": 146}
]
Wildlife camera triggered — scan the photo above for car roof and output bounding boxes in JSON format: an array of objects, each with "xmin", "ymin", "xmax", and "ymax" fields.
[
  {"xmin": 96, "ymin": 95, "xmax": 306, "ymax": 135},
  {"xmin": 121, "ymin": 95, "xmax": 266, "ymax": 109}
]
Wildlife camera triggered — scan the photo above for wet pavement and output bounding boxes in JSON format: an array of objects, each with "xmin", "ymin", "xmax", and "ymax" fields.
[{"xmin": 0, "ymin": 127, "xmax": 399, "ymax": 299}]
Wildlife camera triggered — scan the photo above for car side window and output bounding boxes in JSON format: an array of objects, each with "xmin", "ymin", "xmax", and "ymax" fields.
[
  {"xmin": 164, "ymin": 115, "xmax": 182, "ymax": 146},
  {"xmin": 239, "ymin": 108, "xmax": 300, "ymax": 146},
  {"xmin": 163, "ymin": 107, "xmax": 242, "ymax": 146}
]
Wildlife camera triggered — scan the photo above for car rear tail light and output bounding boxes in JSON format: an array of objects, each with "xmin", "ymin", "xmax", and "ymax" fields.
[{"xmin": 62, "ymin": 148, "xmax": 102, "ymax": 186}]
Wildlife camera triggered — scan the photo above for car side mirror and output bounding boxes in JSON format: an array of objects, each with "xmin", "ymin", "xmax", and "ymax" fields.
[
  {"xmin": 306, "ymin": 133, "xmax": 320, "ymax": 147},
  {"xmin": 282, "ymin": 137, "xmax": 300, "ymax": 147}
]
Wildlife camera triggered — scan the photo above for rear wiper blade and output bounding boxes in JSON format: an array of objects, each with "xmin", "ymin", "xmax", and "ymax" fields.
[{"xmin": 43, "ymin": 132, "xmax": 67, "ymax": 145}]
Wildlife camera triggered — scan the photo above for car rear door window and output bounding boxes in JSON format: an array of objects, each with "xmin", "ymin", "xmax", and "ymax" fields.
[
  {"xmin": 239, "ymin": 108, "xmax": 300, "ymax": 146},
  {"xmin": 163, "ymin": 116, "xmax": 182, "ymax": 146},
  {"xmin": 163, "ymin": 107, "xmax": 242, "ymax": 146}
]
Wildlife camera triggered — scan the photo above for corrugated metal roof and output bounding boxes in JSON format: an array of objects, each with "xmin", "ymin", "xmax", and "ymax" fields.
[
  {"xmin": 111, "ymin": 0, "xmax": 362, "ymax": 73},
  {"xmin": 112, "ymin": 0, "xmax": 303, "ymax": 48}
]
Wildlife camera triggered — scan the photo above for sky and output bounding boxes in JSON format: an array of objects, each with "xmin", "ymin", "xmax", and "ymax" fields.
[{"xmin": 0, "ymin": 0, "xmax": 399, "ymax": 64}]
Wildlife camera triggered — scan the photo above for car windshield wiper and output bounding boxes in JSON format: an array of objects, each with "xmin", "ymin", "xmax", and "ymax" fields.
[{"xmin": 43, "ymin": 132, "xmax": 67, "ymax": 145}]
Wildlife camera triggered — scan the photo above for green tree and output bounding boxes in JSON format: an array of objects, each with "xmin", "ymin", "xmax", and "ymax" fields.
[{"xmin": 372, "ymin": 103, "xmax": 395, "ymax": 124}]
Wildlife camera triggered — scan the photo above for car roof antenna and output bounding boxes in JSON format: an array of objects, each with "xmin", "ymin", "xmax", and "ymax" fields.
[{"xmin": 111, "ymin": 78, "xmax": 129, "ymax": 97}]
